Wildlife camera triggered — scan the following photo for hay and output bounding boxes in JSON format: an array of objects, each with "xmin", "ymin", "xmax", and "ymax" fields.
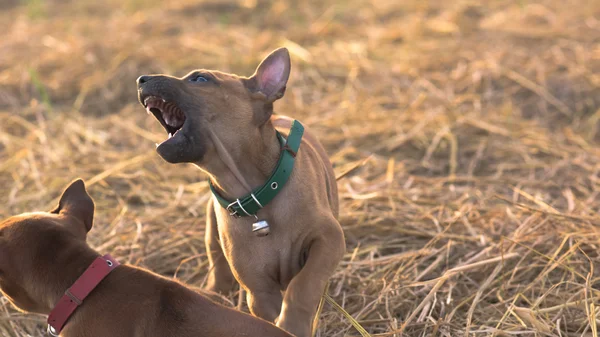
[{"xmin": 1, "ymin": 0, "xmax": 599, "ymax": 336}]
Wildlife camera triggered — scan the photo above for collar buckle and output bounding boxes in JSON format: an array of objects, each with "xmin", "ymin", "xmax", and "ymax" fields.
[
  {"xmin": 227, "ymin": 199, "xmax": 254, "ymax": 218},
  {"xmin": 226, "ymin": 201, "xmax": 241, "ymax": 218}
]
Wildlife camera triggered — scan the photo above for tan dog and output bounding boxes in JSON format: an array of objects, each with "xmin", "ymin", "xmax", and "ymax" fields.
[
  {"xmin": 136, "ymin": 48, "xmax": 346, "ymax": 337},
  {"xmin": 0, "ymin": 179, "xmax": 293, "ymax": 337}
]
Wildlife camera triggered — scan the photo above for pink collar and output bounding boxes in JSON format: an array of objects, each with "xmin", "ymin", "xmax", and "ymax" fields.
[{"xmin": 47, "ymin": 254, "xmax": 120, "ymax": 336}]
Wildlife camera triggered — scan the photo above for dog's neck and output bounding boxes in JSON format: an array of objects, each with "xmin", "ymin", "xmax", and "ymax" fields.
[
  {"xmin": 42, "ymin": 245, "xmax": 100, "ymax": 313},
  {"xmin": 200, "ymin": 122, "xmax": 281, "ymax": 200}
]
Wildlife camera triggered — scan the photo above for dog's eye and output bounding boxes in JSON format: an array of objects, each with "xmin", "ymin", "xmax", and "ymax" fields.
[{"xmin": 190, "ymin": 74, "xmax": 209, "ymax": 83}]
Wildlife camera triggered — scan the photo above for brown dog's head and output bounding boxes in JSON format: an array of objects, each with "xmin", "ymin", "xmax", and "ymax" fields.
[
  {"xmin": 0, "ymin": 179, "xmax": 95, "ymax": 313},
  {"xmin": 136, "ymin": 47, "xmax": 291, "ymax": 164}
]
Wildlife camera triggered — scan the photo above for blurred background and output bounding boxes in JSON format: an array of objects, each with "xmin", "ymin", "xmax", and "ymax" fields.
[{"xmin": 1, "ymin": 0, "xmax": 600, "ymax": 336}]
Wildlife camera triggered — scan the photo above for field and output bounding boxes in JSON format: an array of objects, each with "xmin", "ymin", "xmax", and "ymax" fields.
[{"xmin": 1, "ymin": 0, "xmax": 600, "ymax": 336}]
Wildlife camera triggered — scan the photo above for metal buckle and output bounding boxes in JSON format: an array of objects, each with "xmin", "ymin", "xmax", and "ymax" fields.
[
  {"xmin": 226, "ymin": 201, "xmax": 240, "ymax": 218},
  {"xmin": 47, "ymin": 324, "xmax": 59, "ymax": 337}
]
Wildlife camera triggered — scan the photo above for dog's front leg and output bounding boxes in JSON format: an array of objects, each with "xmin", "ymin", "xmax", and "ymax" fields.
[
  {"xmin": 205, "ymin": 198, "xmax": 237, "ymax": 294},
  {"xmin": 276, "ymin": 218, "xmax": 345, "ymax": 337}
]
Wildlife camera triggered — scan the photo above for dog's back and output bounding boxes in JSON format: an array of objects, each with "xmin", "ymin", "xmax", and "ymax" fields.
[
  {"xmin": 66, "ymin": 265, "xmax": 292, "ymax": 337},
  {"xmin": 0, "ymin": 180, "xmax": 293, "ymax": 337}
]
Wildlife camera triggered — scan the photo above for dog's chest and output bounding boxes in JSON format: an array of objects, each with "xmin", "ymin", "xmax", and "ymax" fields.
[
  {"xmin": 216, "ymin": 209, "xmax": 275, "ymax": 252},
  {"xmin": 213, "ymin": 208, "xmax": 301, "ymax": 287}
]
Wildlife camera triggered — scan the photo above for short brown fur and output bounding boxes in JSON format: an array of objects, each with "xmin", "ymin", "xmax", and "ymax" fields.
[
  {"xmin": 0, "ymin": 180, "xmax": 294, "ymax": 337},
  {"xmin": 137, "ymin": 48, "xmax": 346, "ymax": 337}
]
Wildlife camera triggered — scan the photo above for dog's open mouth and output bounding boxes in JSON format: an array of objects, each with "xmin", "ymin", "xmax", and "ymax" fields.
[{"xmin": 143, "ymin": 96, "xmax": 186, "ymax": 138}]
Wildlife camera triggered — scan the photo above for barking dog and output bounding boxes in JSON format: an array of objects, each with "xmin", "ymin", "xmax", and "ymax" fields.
[{"xmin": 137, "ymin": 48, "xmax": 346, "ymax": 337}]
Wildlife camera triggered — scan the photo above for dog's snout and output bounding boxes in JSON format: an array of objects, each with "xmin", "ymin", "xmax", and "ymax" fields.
[{"xmin": 137, "ymin": 75, "xmax": 152, "ymax": 85}]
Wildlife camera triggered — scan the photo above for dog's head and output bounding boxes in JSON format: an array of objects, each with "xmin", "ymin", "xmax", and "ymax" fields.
[
  {"xmin": 136, "ymin": 47, "xmax": 291, "ymax": 164},
  {"xmin": 0, "ymin": 179, "xmax": 94, "ymax": 313}
]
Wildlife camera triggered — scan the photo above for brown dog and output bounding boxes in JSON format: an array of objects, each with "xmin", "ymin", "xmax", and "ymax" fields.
[
  {"xmin": 136, "ymin": 48, "xmax": 346, "ymax": 337},
  {"xmin": 0, "ymin": 179, "xmax": 293, "ymax": 337}
]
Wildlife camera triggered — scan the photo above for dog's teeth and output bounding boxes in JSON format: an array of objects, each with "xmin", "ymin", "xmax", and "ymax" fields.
[
  {"xmin": 162, "ymin": 98, "xmax": 166, "ymax": 102},
  {"xmin": 155, "ymin": 143, "xmax": 159, "ymax": 148},
  {"xmin": 169, "ymin": 133, "xmax": 173, "ymax": 138}
]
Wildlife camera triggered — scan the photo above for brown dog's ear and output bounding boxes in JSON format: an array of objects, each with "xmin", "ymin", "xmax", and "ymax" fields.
[
  {"xmin": 248, "ymin": 48, "xmax": 291, "ymax": 103},
  {"xmin": 51, "ymin": 179, "xmax": 95, "ymax": 233}
]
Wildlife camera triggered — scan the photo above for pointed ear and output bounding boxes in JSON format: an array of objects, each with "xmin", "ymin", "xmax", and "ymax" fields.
[
  {"xmin": 51, "ymin": 179, "xmax": 95, "ymax": 233},
  {"xmin": 249, "ymin": 48, "xmax": 291, "ymax": 103}
]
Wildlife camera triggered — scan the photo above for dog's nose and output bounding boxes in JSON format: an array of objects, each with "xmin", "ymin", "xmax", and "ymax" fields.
[{"xmin": 137, "ymin": 75, "xmax": 152, "ymax": 85}]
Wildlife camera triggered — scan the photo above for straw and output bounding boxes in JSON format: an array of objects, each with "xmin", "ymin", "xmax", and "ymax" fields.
[{"xmin": 1, "ymin": 0, "xmax": 600, "ymax": 336}]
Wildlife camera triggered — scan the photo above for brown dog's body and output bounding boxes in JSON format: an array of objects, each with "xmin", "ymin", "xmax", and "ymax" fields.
[
  {"xmin": 205, "ymin": 115, "xmax": 344, "ymax": 334},
  {"xmin": 0, "ymin": 180, "xmax": 293, "ymax": 337},
  {"xmin": 137, "ymin": 48, "xmax": 346, "ymax": 337}
]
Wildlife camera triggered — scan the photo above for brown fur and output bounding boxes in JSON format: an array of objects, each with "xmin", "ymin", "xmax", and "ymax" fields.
[
  {"xmin": 137, "ymin": 48, "xmax": 346, "ymax": 337},
  {"xmin": 0, "ymin": 180, "xmax": 293, "ymax": 337}
]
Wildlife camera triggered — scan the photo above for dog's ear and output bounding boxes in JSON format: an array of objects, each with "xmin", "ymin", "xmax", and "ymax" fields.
[
  {"xmin": 248, "ymin": 48, "xmax": 291, "ymax": 103},
  {"xmin": 51, "ymin": 179, "xmax": 95, "ymax": 233}
]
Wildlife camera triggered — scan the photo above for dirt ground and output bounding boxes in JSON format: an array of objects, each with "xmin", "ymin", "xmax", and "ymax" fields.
[{"xmin": 1, "ymin": 0, "xmax": 599, "ymax": 336}]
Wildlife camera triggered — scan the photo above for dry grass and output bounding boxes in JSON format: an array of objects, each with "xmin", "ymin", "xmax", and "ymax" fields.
[{"xmin": 1, "ymin": 0, "xmax": 600, "ymax": 336}]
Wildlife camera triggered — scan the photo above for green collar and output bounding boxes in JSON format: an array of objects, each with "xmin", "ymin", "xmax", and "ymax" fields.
[{"xmin": 209, "ymin": 120, "xmax": 304, "ymax": 218}]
